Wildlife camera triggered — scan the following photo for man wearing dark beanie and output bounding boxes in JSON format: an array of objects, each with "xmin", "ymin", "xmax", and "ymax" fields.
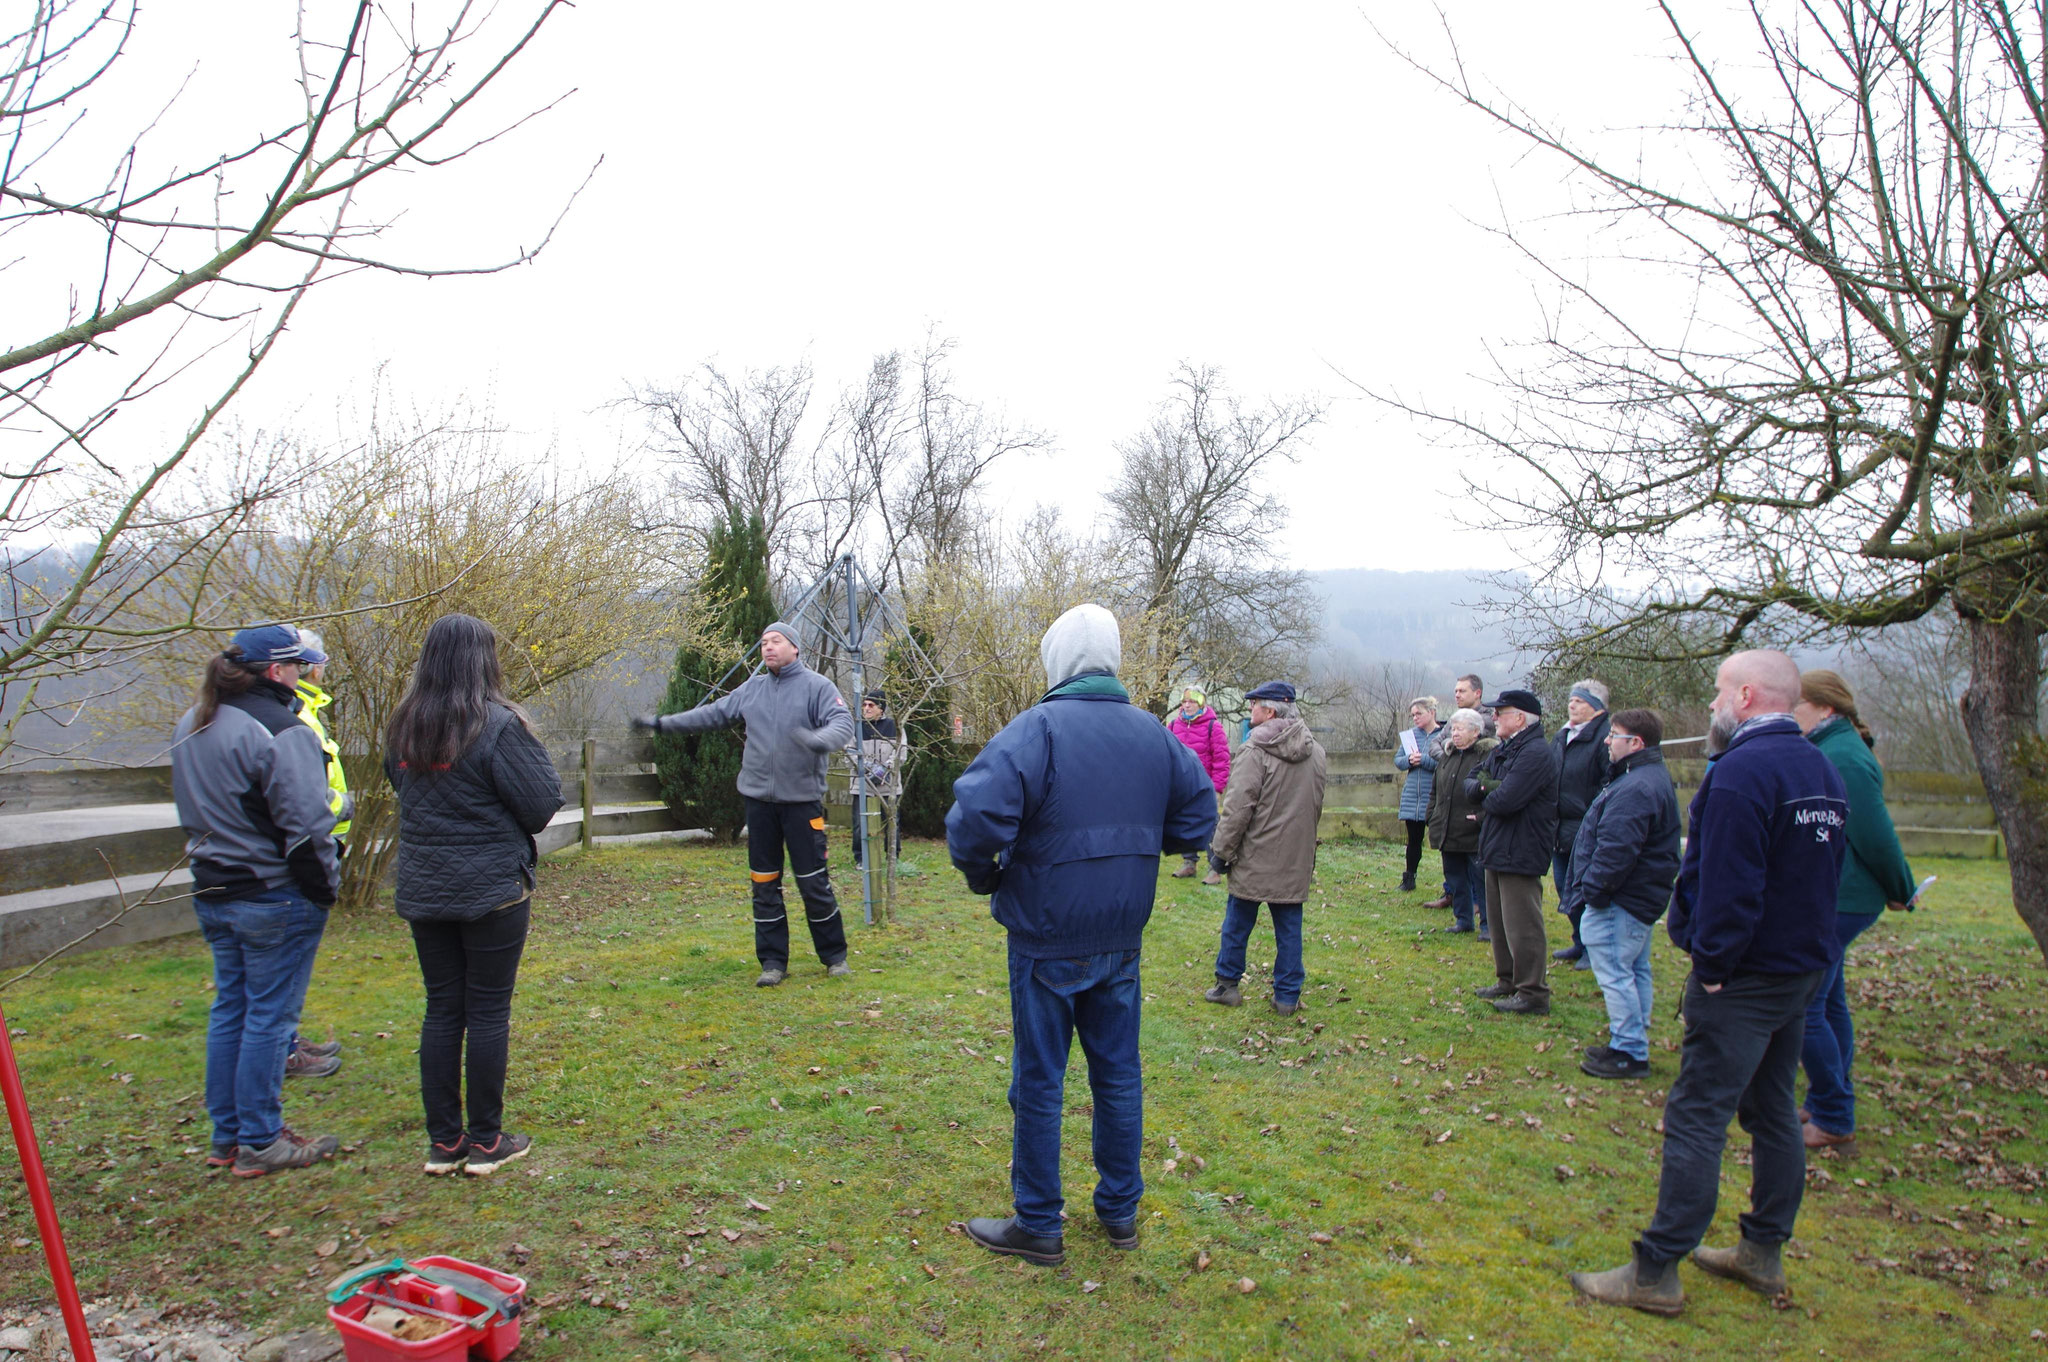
[{"xmin": 635, "ymin": 621, "xmax": 856, "ymax": 986}]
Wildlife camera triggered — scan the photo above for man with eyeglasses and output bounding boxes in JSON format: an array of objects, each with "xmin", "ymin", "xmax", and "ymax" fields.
[{"xmin": 1559, "ymin": 709, "xmax": 1683, "ymax": 1080}]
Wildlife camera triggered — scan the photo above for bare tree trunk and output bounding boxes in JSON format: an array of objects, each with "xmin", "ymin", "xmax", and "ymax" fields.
[{"xmin": 1959, "ymin": 610, "xmax": 2048, "ymax": 956}]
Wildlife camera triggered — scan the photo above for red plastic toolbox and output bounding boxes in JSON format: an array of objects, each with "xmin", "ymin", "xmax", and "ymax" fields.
[{"xmin": 407, "ymin": 1255, "xmax": 528, "ymax": 1361}]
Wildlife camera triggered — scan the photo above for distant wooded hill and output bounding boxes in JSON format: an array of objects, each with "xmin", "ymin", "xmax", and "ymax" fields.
[{"xmin": 1313, "ymin": 568, "xmax": 1538, "ymax": 678}]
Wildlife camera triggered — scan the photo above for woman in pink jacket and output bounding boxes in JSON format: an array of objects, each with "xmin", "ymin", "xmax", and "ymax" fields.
[{"xmin": 1168, "ymin": 686, "xmax": 1231, "ymax": 883}]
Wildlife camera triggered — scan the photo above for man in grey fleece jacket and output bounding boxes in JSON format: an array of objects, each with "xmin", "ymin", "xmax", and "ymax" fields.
[{"xmin": 636, "ymin": 621, "xmax": 856, "ymax": 985}]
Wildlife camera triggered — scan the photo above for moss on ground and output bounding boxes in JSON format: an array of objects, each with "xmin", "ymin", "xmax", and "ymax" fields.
[{"xmin": 1, "ymin": 841, "xmax": 2042, "ymax": 1360}]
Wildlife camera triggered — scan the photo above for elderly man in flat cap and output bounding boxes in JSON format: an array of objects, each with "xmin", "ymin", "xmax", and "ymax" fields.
[
  {"xmin": 636, "ymin": 621, "xmax": 855, "ymax": 986},
  {"xmin": 1202, "ymin": 681, "xmax": 1329, "ymax": 1016},
  {"xmin": 1464, "ymin": 686, "xmax": 1561, "ymax": 1015}
]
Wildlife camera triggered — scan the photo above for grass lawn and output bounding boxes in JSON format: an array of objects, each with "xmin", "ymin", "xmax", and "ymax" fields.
[{"xmin": 1, "ymin": 838, "xmax": 2043, "ymax": 1360}]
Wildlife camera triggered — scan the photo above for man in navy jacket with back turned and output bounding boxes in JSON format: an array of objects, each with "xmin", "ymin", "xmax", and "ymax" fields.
[
  {"xmin": 1572, "ymin": 649, "xmax": 1848, "ymax": 1315},
  {"xmin": 946, "ymin": 603, "xmax": 1216, "ymax": 1267}
]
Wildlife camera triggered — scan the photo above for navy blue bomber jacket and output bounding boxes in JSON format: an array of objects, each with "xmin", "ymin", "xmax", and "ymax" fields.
[
  {"xmin": 1666, "ymin": 715, "xmax": 1849, "ymax": 985},
  {"xmin": 945, "ymin": 677, "xmax": 1218, "ymax": 959}
]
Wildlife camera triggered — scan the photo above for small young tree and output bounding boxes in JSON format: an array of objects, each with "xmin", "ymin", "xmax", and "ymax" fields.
[
  {"xmin": 654, "ymin": 512, "xmax": 779, "ymax": 841},
  {"xmin": 888, "ymin": 623, "xmax": 966, "ymax": 839}
]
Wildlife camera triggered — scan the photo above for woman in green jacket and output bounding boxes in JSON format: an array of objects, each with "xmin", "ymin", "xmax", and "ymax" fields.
[{"xmin": 1794, "ymin": 670, "xmax": 1917, "ymax": 1150}]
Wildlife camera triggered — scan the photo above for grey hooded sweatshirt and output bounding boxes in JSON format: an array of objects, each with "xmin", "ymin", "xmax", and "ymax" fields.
[
  {"xmin": 653, "ymin": 656, "xmax": 855, "ymax": 803},
  {"xmin": 171, "ymin": 679, "xmax": 340, "ymax": 906}
]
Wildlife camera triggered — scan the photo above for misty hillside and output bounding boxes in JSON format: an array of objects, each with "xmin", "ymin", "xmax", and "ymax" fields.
[{"xmin": 1313, "ymin": 568, "xmax": 1539, "ymax": 678}]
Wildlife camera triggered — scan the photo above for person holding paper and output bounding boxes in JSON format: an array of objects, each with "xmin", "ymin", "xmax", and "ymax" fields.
[
  {"xmin": 1793, "ymin": 669, "xmax": 1918, "ymax": 1152},
  {"xmin": 1394, "ymin": 698, "xmax": 1442, "ymax": 893}
]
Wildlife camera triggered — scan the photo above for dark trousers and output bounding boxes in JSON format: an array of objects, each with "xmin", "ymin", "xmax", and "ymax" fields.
[
  {"xmin": 1552, "ymin": 848, "xmax": 1584, "ymax": 949},
  {"xmin": 1007, "ymin": 946, "xmax": 1145, "ymax": 1237},
  {"xmin": 1402, "ymin": 820, "xmax": 1426, "ymax": 879},
  {"xmin": 1441, "ymin": 851, "xmax": 1485, "ymax": 930},
  {"xmin": 1800, "ymin": 912, "xmax": 1878, "ymax": 1135},
  {"xmin": 411, "ymin": 902, "xmax": 530, "ymax": 1147},
  {"xmin": 747, "ymin": 797, "xmax": 849, "ymax": 970},
  {"xmin": 1213, "ymin": 897, "xmax": 1305, "ymax": 1005},
  {"xmin": 1638, "ymin": 968, "xmax": 1825, "ymax": 1264},
  {"xmin": 1485, "ymin": 869, "xmax": 1549, "ymax": 1002}
]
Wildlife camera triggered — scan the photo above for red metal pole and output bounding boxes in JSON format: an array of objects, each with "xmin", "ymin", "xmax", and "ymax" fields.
[{"xmin": 0, "ymin": 1000, "xmax": 97, "ymax": 1362}]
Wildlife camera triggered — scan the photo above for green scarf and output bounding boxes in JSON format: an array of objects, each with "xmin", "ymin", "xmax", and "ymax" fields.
[{"xmin": 1043, "ymin": 672, "xmax": 1129, "ymax": 702}]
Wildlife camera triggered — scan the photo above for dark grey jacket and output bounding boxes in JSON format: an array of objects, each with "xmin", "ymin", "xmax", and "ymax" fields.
[
  {"xmin": 653, "ymin": 657, "xmax": 854, "ymax": 803},
  {"xmin": 384, "ymin": 704, "xmax": 564, "ymax": 922},
  {"xmin": 1563, "ymin": 747, "xmax": 1682, "ymax": 925},
  {"xmin": 1552, "ymin": 710, "xmax": 1613, "ymax": 855},
  {"xmin": 172, "ymin": 680, "xmax": 339, "ymax": 906},
  {"xmin": 1469, "ymin": 721, "xmax": 1560, "ymax": 876}
]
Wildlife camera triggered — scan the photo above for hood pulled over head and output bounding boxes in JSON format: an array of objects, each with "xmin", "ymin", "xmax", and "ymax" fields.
[{"xmin": 1040, "ymin": 603, "xmax": 1121, "ymax": 688}]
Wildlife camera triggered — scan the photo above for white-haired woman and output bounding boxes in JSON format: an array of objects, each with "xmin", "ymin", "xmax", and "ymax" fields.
[{"xmin": 1426, "ymin": 708, "xmax": 1494, "ymax": 935}]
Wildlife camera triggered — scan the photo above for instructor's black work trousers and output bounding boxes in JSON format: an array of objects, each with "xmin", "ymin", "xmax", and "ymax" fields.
[{"xmin": 746, "ymin": 797, "xmax": 849, "ymax": 970}]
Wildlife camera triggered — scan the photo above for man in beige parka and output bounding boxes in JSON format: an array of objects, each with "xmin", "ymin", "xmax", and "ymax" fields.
[{"xmin": 1201, "ymin": 680, "xmax": 1329, "ymax": 1015}]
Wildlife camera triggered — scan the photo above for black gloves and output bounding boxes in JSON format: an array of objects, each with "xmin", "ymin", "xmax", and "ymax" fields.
[
  {"xmin": 631, "ymin": 714, "xmax": 660, "ymax": 731},
  {"xmin": 963, "ymin": 865, "xmax": 1003, "ymax": 896}
]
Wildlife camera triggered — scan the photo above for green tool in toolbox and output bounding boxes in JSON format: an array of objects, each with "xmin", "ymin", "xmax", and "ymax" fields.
[{"xmin": 327, "ymin": 1259, "xmax": 524, "ymax": 1326}]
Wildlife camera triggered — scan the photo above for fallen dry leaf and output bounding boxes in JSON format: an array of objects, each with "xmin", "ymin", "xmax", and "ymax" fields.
[
  {"xmin": 921, "ymin": 1263, "xmax": 938, "ymax": 1279},
  {"xmin": 720, "ymin": 1229, "xmax": 741, "ymax": 1242},
  {"xmin": 1235, "ymin": 1277, "xmax": 1257, "ymax": 1294},
  {"xmin": 768, "ymin": 1097, "xmax": 783, "ymax": 1112},
  {"xmin": 684, "ymin": 1227, "xmax": 708, "ymax": 1237},
  {"xmin": 1194, "ymin": 1249, "xmax": 1212, "ymax": 1271},
  {"xmin": 865, "ymin": 1105, "xmax": 885, "ymax": 1115},
  {"xmin": 808, "ymin": 1066, "xmax": 822, "ymax": 1074},
  {"xmin": 265, "ymin": 1227, "xmax": 291, "ymax": 1239},
  {"xmin": 1308, "ymin": 1231, "xmax": 1334, "ymax": 1245},
  {"xmin": 316, "ymin": 1239, "xmax": 340, "ymax": 1258},
  {"xmin": 1554, "ymin": 1164, "xmax": 1577, "ymax": 1181},
  {"xmin": 746, "ymin": 1196, "xmax": 771, "ymax": 1213},
  {"xmin": 1081, "ymin": 1280, "xmax": 1101, "ymax": 1293}
]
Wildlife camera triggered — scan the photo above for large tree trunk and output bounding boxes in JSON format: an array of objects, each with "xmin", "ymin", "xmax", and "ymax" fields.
[{"xmin": 1958, "ymin": 609, "xmax": 2048, "ymax": 960}]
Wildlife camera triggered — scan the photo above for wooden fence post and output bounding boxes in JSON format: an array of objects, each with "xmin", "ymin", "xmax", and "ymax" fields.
[{"xmin": 581, "ymin": 737, "xmax": 596, "ymax": 853}]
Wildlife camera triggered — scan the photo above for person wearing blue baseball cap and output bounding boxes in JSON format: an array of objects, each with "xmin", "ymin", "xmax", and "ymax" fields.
[
  {"xmin": 1202, "ymin": 681, "xmax": 1328, "ymax": 1016},
  {"xmin": 170, "ymin": 624, "xmax": 342, "ymax": 1177}
]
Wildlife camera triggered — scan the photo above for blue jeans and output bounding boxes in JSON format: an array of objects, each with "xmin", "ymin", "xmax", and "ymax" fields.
[
  {"xmin": 1440, "ymin": 851, "xmax": 1485, "ymax": 931},
  {"xmin": 1007, "ymin": 946, "xmax": 1145, "ymax": 1237},
  {"xmin": 1581, "ymin": 906, "xmax": 1655, "ymax": 1061},
  {"xmin": 1213, "ymin": 896, "xmax": 1304, "ymax": 1004},
  {"xmin": 195, "ymin": 888, "xmax": 328, "ymax": 1149},
  {"xmin": 1800, "ymin": 911, "xmax": 1877, "ymax": 1135}
]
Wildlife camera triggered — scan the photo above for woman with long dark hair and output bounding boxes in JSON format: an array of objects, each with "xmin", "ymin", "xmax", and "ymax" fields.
[
  {"xmin": 384, "ymin": 614, "xmax": 563, "ymax": 1176},
  {"xmin": 1793, "ymin": 669, "xmax": 1917, "ymax": 1152}
]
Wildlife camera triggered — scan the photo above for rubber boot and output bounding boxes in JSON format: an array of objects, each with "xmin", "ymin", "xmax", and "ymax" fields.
[{"xmin": 1691, "ymin": 1237, "xmax": 1787, "ymax": 1296}]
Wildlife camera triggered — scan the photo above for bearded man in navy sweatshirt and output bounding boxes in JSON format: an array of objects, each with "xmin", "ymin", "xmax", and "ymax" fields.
[{"xmin": 1572, "ymin": 649, "xmax": 1848, "ymax": 1315}]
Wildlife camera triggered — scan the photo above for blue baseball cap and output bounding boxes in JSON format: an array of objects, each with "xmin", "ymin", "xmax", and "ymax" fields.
[
  {"xmin": 1245, "ymin": 680, "xmax": 1296, "ymax": 703},
  {"xmin": 229, "ymin": 624, "xmax": 305, "ymax": 666}
]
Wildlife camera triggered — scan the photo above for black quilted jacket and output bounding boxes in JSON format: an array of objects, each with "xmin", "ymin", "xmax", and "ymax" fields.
[{"xmin": 384, "ymin": 704, "xmax": 564, "ymax": 922}]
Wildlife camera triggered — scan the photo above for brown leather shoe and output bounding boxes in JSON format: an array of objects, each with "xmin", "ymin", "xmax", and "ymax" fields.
[
  {"xmin": 1423, "ymin": 895, "xmax": 1453, "ymax": 909},
  {"xmin": 1170, "ymin": 863, "xmax": 1197, "ymax": 878},
  {"xmin": 1201, "ymin": 870, "xmax": 1224, "ymax": 885},
  {"xmin": 1802, "ymin": 1120, "xmax": 1855, "ymax": 1151}
]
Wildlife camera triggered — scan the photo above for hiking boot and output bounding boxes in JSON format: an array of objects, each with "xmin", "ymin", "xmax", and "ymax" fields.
[
  {"xmin": 232, "ymin": 1129, "xmax": 339, "ymax": 1178},
  {"xmin": 1442, "ymin": 923, "xmax": 1473, "ymax": 934},
  {"xmin": 1201, "ymin": 870, "xmax": 1223, "ymax": 885},
  {"xmin": 285, "ymin": 1048, "xmax": 341, "ymax": 1079},
  {"xmin": 1270, "ymin": 998, "xmax": 1301, "ymax": 1016},
  {"xmin": 1399, "ymin": 873, "xmax": 1417, "ymax": 892},
  {"xmin": 1423, "ymin": 895, "xmax": 1453, "ymax": 909},
  {"xmin": 1170, "ymin": 863, "xmax": 1197, "ymax": 879},
  {"xmin": 1476, "ymin": 929, "xmax": 1491, "ymax": 942},
  {"xmin": 205, "ymin": 1142, "xmax": 238, "ymax": 1168},
  {"xmin": 755, "ymin": 967, "xmax": 787, "ymax": 988},
  {"xmin": 423, "ymin": 1138, "xmax": 468, "ymax": 1176},
  {"xmin": 965, "ymin": 1215, "xmax": 1064, "ymax": 1266},
  {"xmin": 1573, "ymin": 955, "xmax": 1593, "ymax": 971},
  {"xmin": 1203, "ymin": 979, "xmax": 1243, "ymax": 1007},
  {"xmin": 1570, "ymin": 1248, "xmax": 1684, "ymax": 1316},
  {"xmin": 1691, "ymin": 1236, "xmax": 1787, "ymax": 1297},
  {"xmin": 1472, "ymin": 982, "xmax": 1514, "ymax": 999},
  {"xmin": 1492, "ymin": 994, "xmax": 1550, "ymax": 1016},
  {"xmin": 1802, "ymin": 1120, "xmax": 1855, "ymax": 1152},
  {"xmin": 463, "ymin": 1133, "xmax": 531, "ymax": 1176},
  {"xmin": 826, "ymin": 961, "xmax": 853, "ymax": 978},
  {"xmin": 1581, "ymin": 1047, "xmax": 1649, "ymax": 1080},
  {"xmin": 293, "ymin": 1037, "xmax": 342, "ymax": 1060},
  {"xmin": 1553, "ymin": 944, "xmax": 1585, "ymax": 962},
  {"xmin": 1099, "ymin": 1217, "xmax": 1138, "ymax": 1250}
]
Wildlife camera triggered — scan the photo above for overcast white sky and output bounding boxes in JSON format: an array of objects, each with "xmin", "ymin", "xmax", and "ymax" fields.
[{"xmin": 47, "ymin": 1, "xmax": 1707, "ymax": 574}]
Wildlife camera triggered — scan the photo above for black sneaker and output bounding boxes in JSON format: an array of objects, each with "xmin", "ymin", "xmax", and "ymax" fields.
[
  {"xmin": 423, "ymin": 1137, "xmax": 468, "ymax": 1176},
  {"xmin": 1492, "ymin": 994, "xmax": 1551, "ymax": 1016},
  {"xmin": 1553, "ymin": 945, "xmax": 1585, "ymax": 962},
  {"xmin": 1472, "ymin": 982, "xmax": 1514, "ymax": 999},
  {"xmin": 965, "ymin": 1215, "xmax": 1063, "ymax": 1266},
  {"xmin": 1442, "ymin": 923, "xmax": 1473, "ymax": 934},
  {"xmin": 1099, "ymin": 1217, "xmax": 1138, "ymax": 1250},
  {"xmin": 462, "ymin": 1132, "xmax": 531, "ymax": 1176},
  {"xmin": 1582, "ymin": 1048, "xmax": 1650, "ymax": 1080}
]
